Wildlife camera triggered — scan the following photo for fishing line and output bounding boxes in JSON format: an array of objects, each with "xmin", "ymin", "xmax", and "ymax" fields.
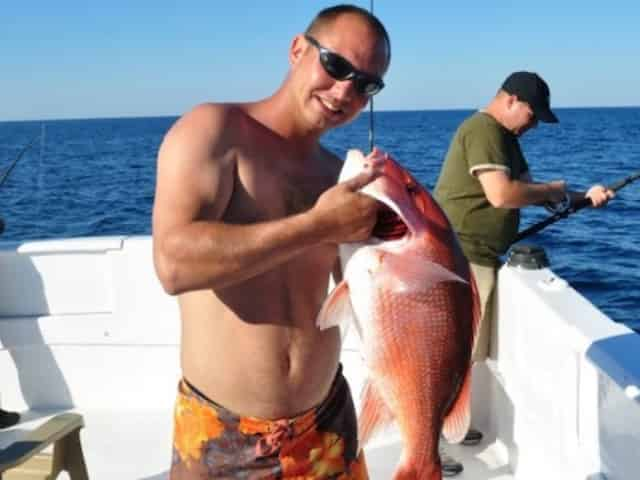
[
  {"xmin": 513, "ymin": 169, "xmax": 640, "ymax": 244},
  {"xmin": 368, "ymin": 0, "xmax": 375, "ymax": 153}
]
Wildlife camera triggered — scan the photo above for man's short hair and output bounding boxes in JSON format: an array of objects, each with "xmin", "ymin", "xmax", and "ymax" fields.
[{"xmin": 305, "ymin": 4, "xmax": 391, "ymax": 67}]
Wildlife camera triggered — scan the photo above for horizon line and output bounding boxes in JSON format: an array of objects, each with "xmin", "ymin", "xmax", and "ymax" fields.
[{"xmin": 2, "ymin": 104, "xmax": 639, "ymax": 124}]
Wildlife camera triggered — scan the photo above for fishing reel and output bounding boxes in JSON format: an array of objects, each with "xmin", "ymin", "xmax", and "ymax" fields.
[{"xmin": 543, "ymin": 192, "xmax": 572, "ymax": 215}]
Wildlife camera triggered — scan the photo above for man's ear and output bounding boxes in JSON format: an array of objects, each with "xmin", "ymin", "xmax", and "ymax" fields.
[
  {"xmin": 289, "ymin": 34, "xmax": 306, "ymax": 66},
  {"xmin": 505, "ymin": 94, "xmax": 517, "ymax": 109}
]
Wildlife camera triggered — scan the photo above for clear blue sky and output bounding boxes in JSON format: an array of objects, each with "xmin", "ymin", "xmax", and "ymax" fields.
[{"xmin": 2, "ymin": 1, "xmax": 639, "ymax": 121}]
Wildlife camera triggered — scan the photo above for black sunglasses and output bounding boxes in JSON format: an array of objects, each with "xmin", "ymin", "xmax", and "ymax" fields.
[{"xmin": 304, "ymin": 34, "xmax": 384, "ymax": 97}]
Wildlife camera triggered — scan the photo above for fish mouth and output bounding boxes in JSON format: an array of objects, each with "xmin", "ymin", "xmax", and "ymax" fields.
[{"xmin": 372, "ymin": 203, "xmax": 408, "ymax": 240}]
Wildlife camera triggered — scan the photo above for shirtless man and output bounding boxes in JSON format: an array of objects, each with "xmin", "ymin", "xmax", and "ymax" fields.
[{"xmin": 152, "ymin": 5, "xmax": 390, "ymax": 479}]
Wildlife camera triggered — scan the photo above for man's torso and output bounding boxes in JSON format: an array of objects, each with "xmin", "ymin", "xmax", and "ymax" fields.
[
  {"xmin": 434, "ymin": 112, "xmax": 529, "ymax": 266},
  {"xmin": 180, "ymin": 105, "xmax": 345, "ymax": 419}
]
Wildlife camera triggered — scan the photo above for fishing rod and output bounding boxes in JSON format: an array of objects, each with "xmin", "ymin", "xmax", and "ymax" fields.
[
  {"xmin": 513, "ymin": 169, "xmax": 640, "ymax": 244},
  {"xmin": 0, "ymin": 135, "xmax": 39, "ymax": 189},
  {"xmin": 0, "ymin": 134, "xmax": 40, "ymax": 235}
]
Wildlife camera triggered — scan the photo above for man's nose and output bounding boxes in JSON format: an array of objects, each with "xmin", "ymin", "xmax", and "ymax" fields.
[{"xmin": 331, "ymin": 79, "xmax": 356, "ymax": 101}]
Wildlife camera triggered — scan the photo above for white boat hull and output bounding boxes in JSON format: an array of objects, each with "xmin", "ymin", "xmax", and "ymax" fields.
[{"xmin": 1, "ymin": 236, "xmax": 638, "ymax": 479}]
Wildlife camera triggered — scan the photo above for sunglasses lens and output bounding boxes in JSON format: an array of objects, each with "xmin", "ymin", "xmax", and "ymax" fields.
[
  {"xmin": 353, "ymin": 77, "xmax": 383, "ymax": 97},
  {"xmin": 320, "ymin": 52, "xmax": 353, "ymax": 80}
]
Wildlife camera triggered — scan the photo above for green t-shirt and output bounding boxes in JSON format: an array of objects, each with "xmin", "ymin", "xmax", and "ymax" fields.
[{"xmin": 434, "ymin": 112, "xmax": 529, "ymax": 267}]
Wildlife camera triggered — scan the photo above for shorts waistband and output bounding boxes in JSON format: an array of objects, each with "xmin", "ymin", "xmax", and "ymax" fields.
[{"xmin": 179, "ymin": 364, "xmax": 346, "ymax": 432}]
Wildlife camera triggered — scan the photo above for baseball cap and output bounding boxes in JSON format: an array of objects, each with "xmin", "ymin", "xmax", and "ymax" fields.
[{"xmin": 501, "ymin": 71, "xmax": 559, "ymax": 123}]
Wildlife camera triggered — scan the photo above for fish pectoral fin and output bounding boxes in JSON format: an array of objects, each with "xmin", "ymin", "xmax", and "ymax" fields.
[
  {"xmin": 441, "ymin": 367, "xmax": 472, "ymax": 444},
  {"xmin": 316, "ymin": 281, "xmax": 355, "ymax": 331},
  {"xmin": 357, "ymin": 379, "xmax": 395, "ymax": 451},
  {"xmin": 381, "ymin": 251, "xmax": 467, "ymax": 294}
]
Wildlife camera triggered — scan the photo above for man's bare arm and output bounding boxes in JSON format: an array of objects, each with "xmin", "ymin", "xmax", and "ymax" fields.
[
  {"xmin": 152, "ymin": 105, "xmax": 381, "ymax": 295},
  {"xmin": 476, "ymin": 169, "xmax": 566, "ymax": 208},
  {"xmin": 477, "ymin": 170, "xmax": 614, "ymax": 210}
]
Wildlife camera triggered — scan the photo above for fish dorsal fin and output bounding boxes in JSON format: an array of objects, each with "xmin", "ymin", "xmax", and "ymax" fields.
[
  {"xmin": 469, "ymin": 268, "xmax": 482, "ymax": 357},
  {"xmin": 316, "ymin": 281, "xmax": 355, "ymax": 331},
  {"xmin": 357, "ymin": 379, "xmax": 395, "ymax": 451},
  {"xmin": 441, "ymin": 366, "xmax": 472, "ymax": 444},
  {"xmin": 378, "ymin": 250, "xmax": 467, "ymax": 294},
  {"xmin": 441, "ymin": 266, "xmax": 480, "ymax": 443}
]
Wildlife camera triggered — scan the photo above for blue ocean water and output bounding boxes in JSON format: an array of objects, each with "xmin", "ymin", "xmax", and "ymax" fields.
[{"xmin": 1, "ymin": 109, "xmax": 638, "ymax": 331}]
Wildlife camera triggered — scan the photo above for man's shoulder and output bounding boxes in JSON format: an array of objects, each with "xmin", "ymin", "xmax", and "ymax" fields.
[
  {"xmin": 456, "ymin": 112, "xmax": 508, "ymax": 148},
  {"xmin": 459, "ymin": 111, "xmax": 501, "ymax": 134},
  {"xmin": 176, "ymin": 102, "xmax": 247, "ymax": 133},
  {"xmin": 162, "ymin": 103, "xmax": 250, "ymax": 155}
]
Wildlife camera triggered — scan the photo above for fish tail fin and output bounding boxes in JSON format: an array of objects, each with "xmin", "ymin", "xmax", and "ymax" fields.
[
  {"xmin": 392, "ymin": 465, "xmax": 419, "ymax": 480},
  {"xmin": 441, "ymin": 365, "xmax": 472, "ymax": 444},
  {"xmin": 316, "ymin": 281, "xmax": 354, "ymax": 331},
  {"xmin": 357, "ymin": 380, "xmax": 394, "ymax": 451},
  {"xmin": 392, "ymin": 457, "xmax": 441, "ymax": 480}
]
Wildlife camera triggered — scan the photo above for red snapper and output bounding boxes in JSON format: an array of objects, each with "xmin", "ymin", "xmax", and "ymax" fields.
[{"xmin": 317, "ymin": 149, "xmax": 480, "ymax": 480}]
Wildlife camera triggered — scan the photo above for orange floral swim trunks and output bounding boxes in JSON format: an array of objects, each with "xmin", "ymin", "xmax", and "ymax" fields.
[{"xmin": 170, "ymin": 367, "xmax": 368, "ymax": 479}]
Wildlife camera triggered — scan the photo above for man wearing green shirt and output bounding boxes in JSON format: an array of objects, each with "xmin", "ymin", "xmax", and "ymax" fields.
[{"xmin": 433, "ymin": 71, "xmax": 613, "ymax": 475}]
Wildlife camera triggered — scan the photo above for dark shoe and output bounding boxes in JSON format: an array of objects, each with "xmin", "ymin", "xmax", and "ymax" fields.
[
  {"xmin": 440, "ymin": 447, "xmax": 464, "ymax": 477},
  {"xmin": 0, "ymin": 408, "xmax": 20, "ymax": 429},
  {"xmin": 461, "ymin": 428, "xmax": 483, "ymax": 446}
]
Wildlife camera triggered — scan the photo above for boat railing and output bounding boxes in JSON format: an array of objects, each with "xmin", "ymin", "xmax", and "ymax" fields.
[{"xmin": 479, "ymin": 253, "xmax": 640, "ymax": 479}]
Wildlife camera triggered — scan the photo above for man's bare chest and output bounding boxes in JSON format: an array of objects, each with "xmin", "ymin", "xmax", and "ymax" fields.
[
  {"xmin": 231, "ymin": 164, "xmax": 336, "ymax": 220},
  {"xmin": 279, "ymin": 174, "xmax": 330, "ymax": 216}
]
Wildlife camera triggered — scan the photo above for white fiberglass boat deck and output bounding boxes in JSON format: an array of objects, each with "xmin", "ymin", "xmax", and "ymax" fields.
[{"xmin": 1, "ymin": 236, "xmax": 638, "ymax": 479}]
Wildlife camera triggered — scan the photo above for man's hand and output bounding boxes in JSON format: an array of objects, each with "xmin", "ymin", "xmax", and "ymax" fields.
[
  {"xmin": 312, "ymin": 149, "xmax": 386, "ymax": 244},
  {"xmin": 585, "ymin": 184, "xmax": 615, "ymax": 208}
]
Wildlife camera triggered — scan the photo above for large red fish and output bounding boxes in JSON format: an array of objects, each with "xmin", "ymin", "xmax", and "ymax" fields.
[{"xmin": 317, "ymin": 149, "xmax": 480, "ymax": 480}]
